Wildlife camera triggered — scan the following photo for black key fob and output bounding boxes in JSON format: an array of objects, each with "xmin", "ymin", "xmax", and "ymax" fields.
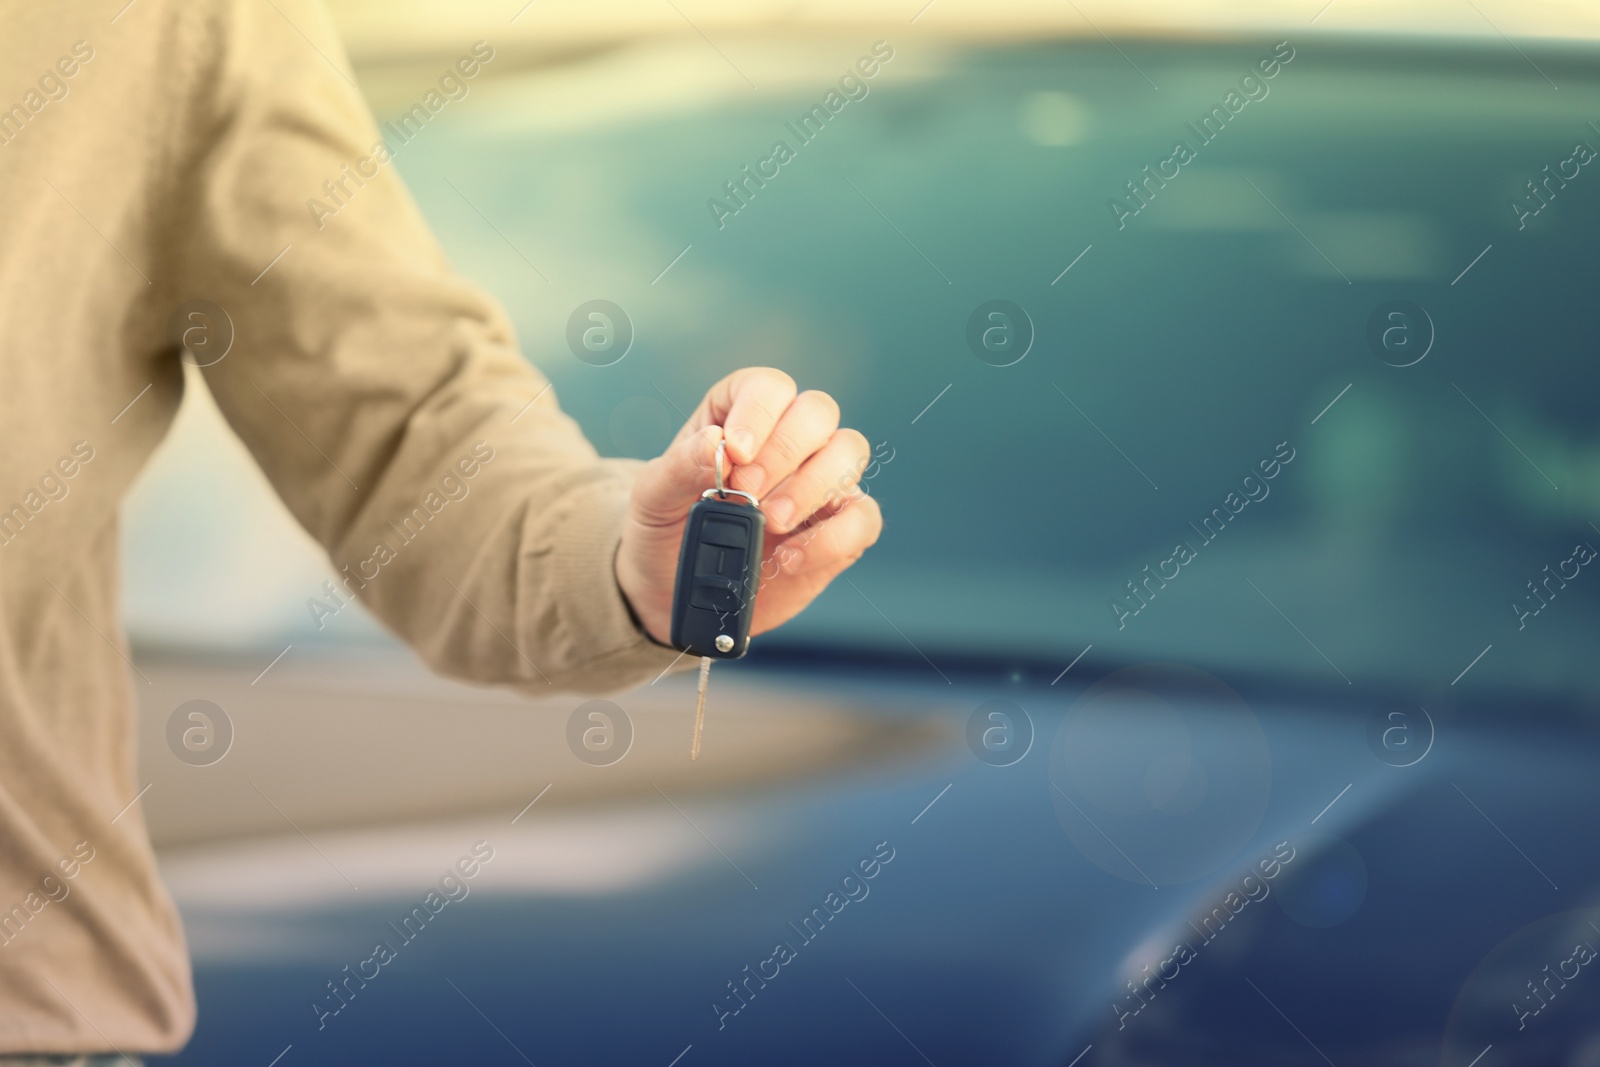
[{"xmin": 670, "ymin": 487, "xmax": 765, "ymax": 660}]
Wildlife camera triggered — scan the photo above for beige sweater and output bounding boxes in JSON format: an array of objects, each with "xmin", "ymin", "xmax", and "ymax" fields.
[{"xmin": 0, "ymin": 0, "xmax": 683, "ymax": 1053}]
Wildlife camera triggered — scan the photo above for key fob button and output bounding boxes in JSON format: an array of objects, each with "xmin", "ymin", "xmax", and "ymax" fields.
[
  {"xmin": 690, "ymin": 577, "xmax": 741, "ymax": 613},
  {"xmin": 699, "ymin": 517, "xmax": 748, "ymax": 548},
  {"xmin": 693, "ymin": 543, "xmax": 745, "ymax": 578}
]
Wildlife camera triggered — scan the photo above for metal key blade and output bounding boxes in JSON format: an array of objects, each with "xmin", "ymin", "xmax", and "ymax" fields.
[{"xmin": 691, "ymin": 656, "xmax": 711, "ymax": 760}]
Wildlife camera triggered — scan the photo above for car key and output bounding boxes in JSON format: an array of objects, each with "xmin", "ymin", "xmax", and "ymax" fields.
[{"xmin": 671, "ymin": 438, "xmax": 765, "ymax": 759}]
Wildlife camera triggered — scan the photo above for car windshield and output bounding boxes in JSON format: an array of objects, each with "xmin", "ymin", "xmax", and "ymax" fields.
[{"xmin": 375, "ymin": 35, "xmax": 1600, "ymax": 698}]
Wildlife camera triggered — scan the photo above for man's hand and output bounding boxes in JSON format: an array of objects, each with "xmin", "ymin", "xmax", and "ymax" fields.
[{"xmin": 616, "ymin": 368, "xmax": 883, "ymax": 646}]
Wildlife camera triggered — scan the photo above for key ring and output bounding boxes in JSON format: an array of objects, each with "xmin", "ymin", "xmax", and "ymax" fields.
[{"xmin": 704, "ymin": 436, "xmax": 760, "ymax": 507}]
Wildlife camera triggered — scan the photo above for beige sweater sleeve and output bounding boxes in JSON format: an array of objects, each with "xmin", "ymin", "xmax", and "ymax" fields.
[{"xmin": 168, "ymin": 0, "xmax": 681, "ymax": 692}]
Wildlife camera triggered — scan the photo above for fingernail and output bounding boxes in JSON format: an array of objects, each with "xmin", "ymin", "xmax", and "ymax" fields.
[
  {"xmin": 728, "ymin": 428, "xmax": 754, "ymax": 460},
  {"xmin": 766, "ymin": 497, "xmax": 794, "ymax": 530}
]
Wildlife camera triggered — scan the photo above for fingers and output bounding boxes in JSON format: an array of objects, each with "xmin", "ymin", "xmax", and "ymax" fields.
[
  {"xmin": 684, "ymin": 367, "xmax": 796, "ymax": 465},
  {"xmin": 729, "ymin": 389, "xmax": 839, "ymax": 502},
  {"xmin": 759, "ymin": 427, "xmax": 870, "ymax": 534},
  {"xmin": 724, "ymin": 370, "xmax": 795, "ymax": 464},
  {"xmin": 629, "ymin": 422, "xmax": 722, "ymax": 527},
  {"xmin": 768, "ymin": 493, "xmax": 882, "ymax": 577},
  {"xmin": 657, "ymin": 367, "xmax": 870, "ymax": 539}
]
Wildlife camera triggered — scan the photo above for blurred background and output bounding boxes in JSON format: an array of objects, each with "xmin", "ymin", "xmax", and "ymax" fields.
[{"xmin": 134, "ymin": 2, "xmax": 1600, "ymax": 1064}]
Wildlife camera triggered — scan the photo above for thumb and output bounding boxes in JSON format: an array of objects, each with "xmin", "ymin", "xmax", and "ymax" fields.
[{"xmin": 629, "ymin": 422, "xmax": 724, "ymax": 526}]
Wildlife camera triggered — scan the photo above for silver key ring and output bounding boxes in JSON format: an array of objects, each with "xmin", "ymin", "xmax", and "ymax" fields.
[{"xmin": 704, "ymin": 437, "xmax": 759, "ymax": 507}]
